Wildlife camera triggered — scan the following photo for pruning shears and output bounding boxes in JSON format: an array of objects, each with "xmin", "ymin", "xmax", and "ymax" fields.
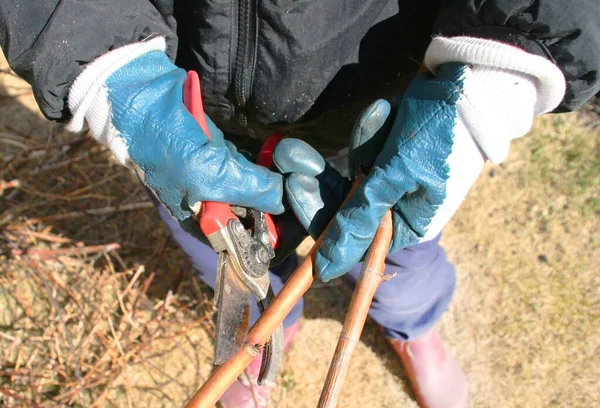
[{"xmin": 183, "ymin": 71, "xmax": 285, "ymax": 384}]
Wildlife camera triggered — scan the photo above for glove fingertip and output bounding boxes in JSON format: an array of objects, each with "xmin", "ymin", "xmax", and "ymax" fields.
[
  {"xmin": 351, "ymin": 99, "xmax": 391, "ymax": 146},
  {"xmin": 206, "ymin": 117, "xmax": 225, "ymax": 146},
  {"xmin": 286, "ymin": 174, "xmax": 321, "ymax": 229},
  {"xmin": 265, "ymin": 175, "xmax": 286, "ymax": 215},
  {"xmin": 349, "ymin": 100, "xmax": 393, "ymax": 176},
  {"xmin": 237, "ymin": 168, "xmax": 284, "ymax": 215},
  {"xmin": 315, "ymin": 217, "xmax": 370, "ymax": 282},
  {"xmin": 271, "ymin": 202, "xmax": 286, "ymax": 215},
  {"xmin": 364, "ymin": 99, "xmax": 391, "ymax": 123},
  {"xmin": 273, "ymin": 139, "xmax": 325, "ymax": 176},
  {"xmin": 315, "ymin": 243, "xmax": 364, "ymax": 282},
  {"xmin": 314, "ymin": 250, "xmax": 337, "ymax": 283},
  {"xmin": 253, "ymin": 200, "xmax": 284, "ymax": 215}
]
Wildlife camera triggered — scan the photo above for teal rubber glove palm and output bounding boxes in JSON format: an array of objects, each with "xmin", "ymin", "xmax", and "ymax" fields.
[
  {"xmin": 275, "ymin": 39, "xmax": 565, "ymax": 282},
  {"xmin": 67, "ymin": 38, "xmax": 283, "ymax": 228}
]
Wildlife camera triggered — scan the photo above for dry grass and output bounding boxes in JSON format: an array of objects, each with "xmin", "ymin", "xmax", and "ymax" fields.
[
  {"xmin": 439, "ymin": 109, "xmax": 599, "ymax": 408},
  {"xmin": 0, "ymin": 60, "xmax": 217, "ymax": 407},
  {"xmin": 1, "ymin": 53, "xmax": 599, "ymax": 408}
]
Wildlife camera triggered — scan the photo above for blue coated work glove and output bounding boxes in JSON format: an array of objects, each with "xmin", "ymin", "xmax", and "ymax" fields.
[
  {"xmin": 67, "ymin": 38, "xmax": 284, "ymax": 229},
  {"xmin": 274, "ymin": 41, "xmax": 564, "ymax": 282},
  {"xmin": 272, "ymin": 100, "xmax": 391, "ymax": 279},
  {"xmin": 272, "ymin": 101, "xmax": 388, "ymax": 241},
  {"xmin": 268, "ymin": 105, "xmax": 390, "ymax": 265}
]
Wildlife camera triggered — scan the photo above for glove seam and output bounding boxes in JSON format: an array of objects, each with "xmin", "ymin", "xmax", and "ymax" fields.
[{"xmin": 392, "ymin": 101, "xmax": 452, "ymax": 158}]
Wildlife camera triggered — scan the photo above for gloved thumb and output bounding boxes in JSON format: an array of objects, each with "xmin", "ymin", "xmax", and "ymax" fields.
[
  {"xmin": 272, "ymin": 99, "xmax": 393, "ymax": 245},
  {"xmin": 348, "ymin": 99, "xmax": 393, "ymax": 177},
  {"xmin": 273, "ymin": 139, "xmax": 348, "ymax": 238}
]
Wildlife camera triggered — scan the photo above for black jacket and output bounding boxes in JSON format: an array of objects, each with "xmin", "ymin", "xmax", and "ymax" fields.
[{"xmin": 1, "ymin": 0, "xmax": 598, "ymax": 150}]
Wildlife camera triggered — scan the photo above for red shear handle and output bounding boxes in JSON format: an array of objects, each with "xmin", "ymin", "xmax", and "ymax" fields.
[
  {"xmin": 255, "ymin": 132, "xmax": 285, "ymax": 248},
  {"xmin": 183, "ymin": 71, "xmax": 280, "ymax": 248},
  {"xmin": 256, "ymin": 132, "xmax": 284, "ymax": 170},
  {"xmin": 183, "ymin": 71, "xmax": 211, "ymax": 137},
  {"xmin": 184, "ymin": 71, "xmax": 237, "ymax": 236}
]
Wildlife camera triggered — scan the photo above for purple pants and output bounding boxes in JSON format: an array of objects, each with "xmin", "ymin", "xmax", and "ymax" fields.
[{"xmin": 158, "ymin": 205, "xmax": 455, "ymax": 340}]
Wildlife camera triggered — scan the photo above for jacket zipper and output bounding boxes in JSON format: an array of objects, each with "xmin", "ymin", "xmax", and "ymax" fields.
[{"xmin": 232, "ymin": 0, "xmax": 257, "ymax": 126}]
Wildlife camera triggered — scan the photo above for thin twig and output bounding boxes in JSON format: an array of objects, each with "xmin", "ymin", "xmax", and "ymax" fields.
[
  {"xmin": 0, "ymin": 370, "xmax": 53, "ymax": 379},
  {"xmin": 0, "ymin": 387, "xmax": 42, "ymax": 407},
  {"xmin": 0, "ymin": 134, "xmax": 28, "ymax": 149},
  {"xmin": 5, "ymin": 227, "xmax": 72, "ymax": 244},
  {"xmin": 12, "ymin": 243, "xmax": 121, "ymax": 260},
  {"xmin": 1, "ymin": 135, "xmax": 89, "ymax": 177},
  {"xmin": 19, "ymin": 201, "xmax": 153, "ymax": 223},
  {"xmin": 106, "ymin": 315, "xmax": 125, "ymax": 358},
  {"xmin": 12, "ymin": 183, "xmax": 114, "ymax": 202},
  {"xmin": 26, "ymin": 264, "xmax": 85, "ymax": 393},
  {"xmin": 27, "ymin": 260, "xmax": 83, "ymax": 309},
  {"xmin": 121, "ymin": 265, "xmax": 146, "ymax": 298},
  {"xmin": 67, "ymin": 172, "xmax": 122, "ymax": 197},
  {"xmin": 0, "ymin": 178, "xmax": 20, "ymax": 195},
  {"xmin": 0, "ymin": 331, "xmax": 20, "ymax": 343}
]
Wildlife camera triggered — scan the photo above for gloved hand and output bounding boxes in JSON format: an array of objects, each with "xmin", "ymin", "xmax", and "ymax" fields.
[
  {"xmin": 67, "ymin": 37, "xmax": 284, "ymax": 232},
  {"xmin": 272, "ymin": 101, "xmax": 388, "ymax": 241},
  {"xmin": 274, "ymin": 37, "xmax": 565, "ymax": 282}
]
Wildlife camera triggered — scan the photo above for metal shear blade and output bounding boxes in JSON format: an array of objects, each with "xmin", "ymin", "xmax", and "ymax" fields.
[
  {"xmin": 212, "ymin": 214, "xmax": 284, "ymax": 385},
  {"xmin": 214, "ymin": 253, "xmax": 251, "ymax": 365},
  {"xmin": 182, "ymin": 70, "xmax": 284, "ymax": 384}
]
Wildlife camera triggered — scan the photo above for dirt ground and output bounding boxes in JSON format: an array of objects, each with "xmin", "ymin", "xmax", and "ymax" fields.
[{"xmin": 1, "ymin": 54, "xmax": 599, "ymax": 408}]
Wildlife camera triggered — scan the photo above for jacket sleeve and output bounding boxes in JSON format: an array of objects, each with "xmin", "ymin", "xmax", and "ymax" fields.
[
  {"xmin": 432, "ymin": 0, "xmax": 600, "ymax": 112},
  {"xmin": 0, "ymin": 0, "xmax": 178, "ymax": 121}
]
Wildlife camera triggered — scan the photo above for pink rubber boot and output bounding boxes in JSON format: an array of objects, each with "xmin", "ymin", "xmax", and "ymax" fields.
[
  {"xmin": 386, "ymin": 329, "xmax": 468, "ymax": 408},
  {"xmin": 218, "ymin": 321, "xmax": 300, "ymax": 408}
]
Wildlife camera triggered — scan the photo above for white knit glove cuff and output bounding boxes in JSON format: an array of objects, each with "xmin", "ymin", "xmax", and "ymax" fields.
[
  {"xmin": 423, "ymin": 36, "xmax": 566, "ymax": 164},
  {"xmin": 424, "ymin": 36, "xmax": 565, "ymax": 114},
  {"xmin": 66, "ymin": 37, "xmax": 167, "ymax": 165}
]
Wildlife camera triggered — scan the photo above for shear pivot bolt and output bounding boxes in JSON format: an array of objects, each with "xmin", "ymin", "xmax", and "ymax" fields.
[
  {"xmin": 260, "ymin": 231, "xmax": 270, "ymax": 245},
  {"xmin": 234, "ymin": 221, "xmax": 245, "ymax": 234},
  {"xmin": 256, "ymin": 248, "xmax": 270, "ymax": 264}
]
